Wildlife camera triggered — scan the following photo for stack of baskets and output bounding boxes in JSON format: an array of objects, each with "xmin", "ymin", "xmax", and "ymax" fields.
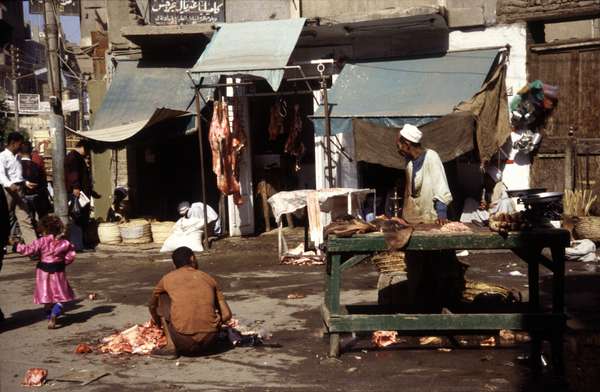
[
  {"xmin": 371, "ymin": 251, "xmax": 406, "ymax": 273},
  {"xmin": 119, "ymin": 219, "xmax": 153, "ymax": 244},
  {"xmin": 97, "ymin": 222, "xmax": 121, "ymax": 245},
  {"xmin": 151, "ymin": 221, "xmax": 175, "ymax": 245}
]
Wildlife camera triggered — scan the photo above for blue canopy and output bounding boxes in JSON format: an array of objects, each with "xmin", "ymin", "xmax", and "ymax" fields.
[
  {"xmin": 312, "ymin": 48, "xmax": 500, "ymax": 135},
  {"xmin": 189, "ymin": 18, "xmax": 306, "ymax": 91},
  {"xmin": 80, "ymin": 61, "xmax": 207, "ymax": 143}
]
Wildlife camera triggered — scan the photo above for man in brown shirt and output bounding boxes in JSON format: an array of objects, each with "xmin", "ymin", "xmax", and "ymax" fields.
[{"xmin": 149, "ymin": 246, "xmax": 232, "ymax": 358}]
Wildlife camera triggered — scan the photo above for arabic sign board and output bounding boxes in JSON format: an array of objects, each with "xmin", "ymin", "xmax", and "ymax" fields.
[
  {"xmin": 29, "ymin": 0, "xmax": 80, "ymax": 16},
  {"xmin": 18, "ymin": 94, "xmax": 41, "ymax": 114},
  {"xmin": 150, "ymin": 0, "xmax": 225, "ymax": 25},
  {"xmin": 4, "ymin": 99, "xmax": 79, "ymax": 114}
]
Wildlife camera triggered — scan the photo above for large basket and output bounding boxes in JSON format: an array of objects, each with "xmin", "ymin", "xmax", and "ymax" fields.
[
  {"xmin": 119, "ymin": 219, "xmax": 152, "ymax": 244},
  {"xmin": 371, "ymin": 251, "xmax": 406, "ymax": 273},
  {"xmin": 151, "ymin": 221, "xmax": 175, "ymax": 244},
  {"xmin": 97, "ymin": 222, "xmax": 121, "ymax": 244},
  {"xmin": 573, "ymin": 216, "xmax": 600, "ymax": 242}
]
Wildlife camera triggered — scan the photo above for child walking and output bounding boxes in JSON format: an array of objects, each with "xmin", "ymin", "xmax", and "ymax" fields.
[{"xmin": 17, "ymin": 215, "xmax": 76, "ymax": 329}]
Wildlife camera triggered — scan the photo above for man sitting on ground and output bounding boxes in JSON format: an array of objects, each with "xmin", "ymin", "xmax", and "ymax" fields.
[{"xmin": 149, "ymin": 246, "xmax": 232, "ymax": 359}]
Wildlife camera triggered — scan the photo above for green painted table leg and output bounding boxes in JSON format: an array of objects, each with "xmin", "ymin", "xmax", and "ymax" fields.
[
  {"xmin": 526, "ymin": 250, "xmax": 542, "ymax": 375},
  {"xmin": 325, "ymin": 254, "xmax": 342, "ymax": 314},
  {"xmin": 329, "ymin": 333, "xmax": 341, "ymax": 357},
  {"xmin": 325, "ymin": 254, "xmax": 343, "ymax": 357}
]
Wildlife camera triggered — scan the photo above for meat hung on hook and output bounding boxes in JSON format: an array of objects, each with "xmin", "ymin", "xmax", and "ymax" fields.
[
  {"xmin": 208, "ymin": 99, "xmax": 245, "ymax": 205},
  {"xmin": 284, "ymin": 103, "xmax": 305, "ymax": 171},
  {"xmin": 268, "ymin": 100, "xmax": 286, "ymax": 141}
]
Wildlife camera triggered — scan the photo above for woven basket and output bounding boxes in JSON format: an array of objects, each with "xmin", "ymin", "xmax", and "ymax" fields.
[
  {"xmin": 573, "ymin": 216, "xmax": 600, "ymax": 242},
  {"xmin": 151, "ymin": 221, "xmax": 175, "ymax": 244},
  {"xmin": 119, "ymin": 219, "xmax": 152, "ymax": 244},
  {"xmin": 463, "ymin": 280, "xmax": 517, "ymax": 303},
  {"xmin": 371, "ymin": 251, "xmax": 406, "ymax": 273},
  {"xmin": 98, "ymin": 222, "xmax": 121, "ymax": 244}
]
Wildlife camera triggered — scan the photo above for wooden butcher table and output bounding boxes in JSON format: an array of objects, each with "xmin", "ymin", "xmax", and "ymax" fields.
[{"xmin": 322, "ymin": 226, "xmax": 570, "ymax": 374}]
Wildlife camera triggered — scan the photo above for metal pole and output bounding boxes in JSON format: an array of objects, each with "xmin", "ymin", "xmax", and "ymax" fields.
[
  {"xmin": 320, "ymin": 74, "xmax": 333, "ymax": 188},
  {"xmin": 78, "ymin": 77, "xmax": 84, "ymax": 131},
  {"xmin": 44, "ymin": 0, "xmax": 68, "ymax": 224},
  {"xmin": 195, "ymin": 89, "xmax": 210, "ymax": 249},
  {"xmin": 10, "ymin": 45, "xmax": 19, "ymax": 130},
  {"xmin": 564, "ymin": 127, "xmax": 576, "ymax": 191}
]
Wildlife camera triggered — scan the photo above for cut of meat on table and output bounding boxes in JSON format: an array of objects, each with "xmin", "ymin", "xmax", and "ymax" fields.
[
  {"xmin": 22, "ymin": 368, "xmax": 48, "ymax": 387},
  {"xmin": 208, "ymin": 100, "xmax": 243, "ymax": 204},
  {"xmin": 372, "ymin": 330, "xmax": 398, "ymax": 348},
  {"xmin": 440, "ymin": 222, "xmax": 472, "ymax": 232},
  {"xmin": 98, "ymin": 321, "xmax": 166, "ymax": 355}
]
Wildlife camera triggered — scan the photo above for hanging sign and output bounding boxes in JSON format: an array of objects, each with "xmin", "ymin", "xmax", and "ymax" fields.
[
  {"xmin": 149, "ymin": 0, "xmax": 225, "ymax": 25},
  {"xmin": 17, "ymin": 94, "xmax": 41, "ymax": 114},
  {"xmin": 29, "ymin": 0, "xmax": 80, "ymax": 16}
]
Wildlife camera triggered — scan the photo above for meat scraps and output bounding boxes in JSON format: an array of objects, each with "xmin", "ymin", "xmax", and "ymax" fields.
[
  {"xmin": 75, "ymin": 343, "xmax": 93, "ymax": 354},
  {"xmin": 98, "ymin": 322, "xmax": 166, "ymax": 355},
  {"xmin": 22, "ymin": 368, "xmax": 48, "ymax": 387},
  {"xmin": 223, "ymin": 318, "xmax": 267, "ymax": 347},
  {"xmin": 439, "ymin": 222, "xmax": 472, "ymax": 233},
  {"xmin": 372, "ymin": 330, "xmax": 398, "ymax": 348}
]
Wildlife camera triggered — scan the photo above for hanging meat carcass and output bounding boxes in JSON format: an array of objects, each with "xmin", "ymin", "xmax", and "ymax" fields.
[
  {"xmin": 268, "ymin": 102, "xmax": 285, "ymax": 141},
  {"xmin": 209, "ymin": 99, "xmax": 244, "ymax": 205},
  {"xmin": 231, "ymin": 97, "xmax": 247, "ymax": 180},
  {"xmin": 284, "ymin": 104, "xmax": 305, "ymax": 171}
]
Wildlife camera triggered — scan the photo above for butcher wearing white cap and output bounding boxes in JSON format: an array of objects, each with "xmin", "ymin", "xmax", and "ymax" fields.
[
  {"xmin": 396, "ymin": 124, "xmax": 452, "ymax": 225},
  {"xmin": 394, "ymin": 124, "xmax": 463, "ymax": 313}
]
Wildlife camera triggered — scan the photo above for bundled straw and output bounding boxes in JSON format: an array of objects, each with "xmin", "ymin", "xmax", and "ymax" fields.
[{"xmin": 563, "ymin": 189, "xmax": 597, "ymax": 217}]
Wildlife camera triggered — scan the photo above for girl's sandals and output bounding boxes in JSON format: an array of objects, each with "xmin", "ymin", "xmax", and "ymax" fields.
[{"xmin": 47, "ymin": 315, "xmax": 57, "ymax": 329}]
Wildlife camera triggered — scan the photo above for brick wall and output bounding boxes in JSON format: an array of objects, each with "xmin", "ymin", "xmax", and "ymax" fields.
[{"xmin": 498, "ymin": 0, "xmax": 600, "ymax": 22}]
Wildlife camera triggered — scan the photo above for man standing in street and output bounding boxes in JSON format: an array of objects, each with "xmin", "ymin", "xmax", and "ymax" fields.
[
  {"xmin": 19, "ymin": 141, "xmax": 50, "ymax": 225},
  {"xmin": 149, "ymin": 246, "xmax": 232, "ymax": 359},
  {"xmin": 65, "ymin": 140, "xmax": 94, "ymax": 250},
  {"xmin": 0, "ymin": 132, "xmax": 36, "ymax": 244},
  {"xmin": 396, "ymin": 124, "xmax": 465, "ymax": 313}
]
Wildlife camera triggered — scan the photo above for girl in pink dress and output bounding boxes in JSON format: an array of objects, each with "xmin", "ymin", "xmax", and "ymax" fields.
[{"xmin": 17, "ymin": 215, "xmax": 76, "ymax": 329}]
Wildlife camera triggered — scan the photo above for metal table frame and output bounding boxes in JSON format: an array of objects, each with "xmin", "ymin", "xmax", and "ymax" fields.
[{"xmin": 322, "ymin": 228, "xmax": 570, "ymax": 375}]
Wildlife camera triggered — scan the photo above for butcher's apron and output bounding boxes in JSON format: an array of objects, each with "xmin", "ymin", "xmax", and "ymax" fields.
[{"xmin": 402, "ymin": 149, "xmax": 453, "ymax": 225}]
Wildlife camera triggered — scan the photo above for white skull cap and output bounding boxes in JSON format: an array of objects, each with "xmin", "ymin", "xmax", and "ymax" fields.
[{"xmin": 399, "ymin": 124, "xmax": 423, "ymax": 144}]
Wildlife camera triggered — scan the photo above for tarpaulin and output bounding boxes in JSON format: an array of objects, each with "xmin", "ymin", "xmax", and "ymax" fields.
[
  {"xmin": 189, "ymin": 18, "xmax": 306, "ymax": 91},
  {"xmin": 311, "ymin": 48, "xmax": 499, "ymax": 135},
  {"xmin": 455, "ymin": 58, "xmax": 511, "ymax": 163},
  {"xmin": 352, "ymin": 112, "xmax": 476, "ymax": 169},
  {"xmin": 79, "ymin": 60, "xmax": 207, "ymax": 143}
]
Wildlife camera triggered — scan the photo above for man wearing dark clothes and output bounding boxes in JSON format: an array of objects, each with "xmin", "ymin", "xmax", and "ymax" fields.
[
  {"xmin": 149, "ymin": 247, "xmax": 232, "ymax": 359},
  {"xmin": 64, "ymin": 140, "xmax": 94, "ymax": 250},
  {"xmin": 20, "ymin": 141, "xmax": 50, "ymax": 225}
]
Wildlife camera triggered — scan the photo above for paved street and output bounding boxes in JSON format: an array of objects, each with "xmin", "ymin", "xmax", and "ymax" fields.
[{"xmin": 1, "ymin": 230, "xmax": 600, "ymax": 391}]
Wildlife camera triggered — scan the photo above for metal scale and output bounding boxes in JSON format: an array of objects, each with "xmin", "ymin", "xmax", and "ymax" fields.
[{"xmin": 507, "ymin": 188, "xmax": 563, "ymax": 227}]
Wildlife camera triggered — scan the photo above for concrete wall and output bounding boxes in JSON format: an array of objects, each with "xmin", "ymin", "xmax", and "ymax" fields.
[
  {"xmin": 498, "ymin": 0, "xmax": 600, "ymax": 22},
  {"xmin": 449, "ymin": 24, "xmax": 528, "ymax": 99},
  {"xmin": 545, "ymin": 18, "xmax": 600, "ymax": 41},
  {"xmin": 226, "ymin": 0, "xmax": 295, "ymax": 22},
  {"xmin": 301, "ymin": 0, "xmax": 438, "ymax": 22}
]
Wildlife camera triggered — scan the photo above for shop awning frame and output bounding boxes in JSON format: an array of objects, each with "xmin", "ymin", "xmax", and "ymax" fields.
[{"xmin": 188, "ymin": 18, "xmax": 307, "ymax": 91}]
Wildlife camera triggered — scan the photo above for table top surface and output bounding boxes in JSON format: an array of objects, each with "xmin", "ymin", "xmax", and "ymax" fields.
[{"xmin": 326, "ymin": 224, "xmax": 571, "ymax": 252}]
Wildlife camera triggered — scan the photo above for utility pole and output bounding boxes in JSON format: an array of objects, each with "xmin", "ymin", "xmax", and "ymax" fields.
[
  {"xmin": 9, "ymin": 45, "xmax": 20, "ymax": 130},
  {"xmin": 78, "ymin": 76, "xmax": 84, "ymax": 131},
  {"xmin": 44, "ymin": 0, "xmax": 68, "ymax": 223}
]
